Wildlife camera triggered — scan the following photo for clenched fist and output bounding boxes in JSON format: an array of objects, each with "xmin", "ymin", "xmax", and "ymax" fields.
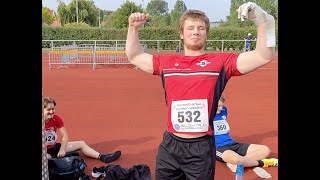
[
  {"xmin": 128, "ymin": 12, "xmax": 149, "ymax": 27},
  {"xmin": 236, "ymin": 2, "xmax": 271, "ymax": 26},
  {"xmin": 236, "ymin": 2, "xmax": 275, "ymax": 47}
]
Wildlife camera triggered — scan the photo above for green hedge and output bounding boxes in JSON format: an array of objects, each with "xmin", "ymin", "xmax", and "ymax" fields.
[{"xmin": 42, "ymin": 26, "xmax": 278, "ymax": 50}]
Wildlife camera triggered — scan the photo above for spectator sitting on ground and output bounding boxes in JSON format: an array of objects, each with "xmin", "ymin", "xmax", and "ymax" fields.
[
  {"xmin": 214, "ymin": 95, "xmax": 278, "ymax": 172},
  {"xmin": 44, "ymin": 96, "xmax": 121, "ymax": 163}
]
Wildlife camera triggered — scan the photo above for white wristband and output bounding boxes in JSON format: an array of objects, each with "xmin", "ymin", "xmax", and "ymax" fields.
[{"xmin": 265, "ymin": 14, "xmax": 276, "ymax": 47}]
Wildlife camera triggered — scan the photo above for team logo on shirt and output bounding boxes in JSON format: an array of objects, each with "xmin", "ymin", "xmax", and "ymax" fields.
[{"xmin": 196, "ymin": 60, "xmax": 211, "ymax": 67}]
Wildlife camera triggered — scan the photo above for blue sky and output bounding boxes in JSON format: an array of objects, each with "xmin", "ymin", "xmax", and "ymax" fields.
[{"xmin": 42, "ymin": 0, "xmax": 231, "ymax": 22}]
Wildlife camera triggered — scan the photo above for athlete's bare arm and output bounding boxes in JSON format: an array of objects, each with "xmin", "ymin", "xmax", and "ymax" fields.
[
  {"xmin": 236, "ymin": 2, "xmax": 276, "ymax": 74},
  {"xmin": 126, "ymin": 12, "xmax": 154, "ymax": 74}
]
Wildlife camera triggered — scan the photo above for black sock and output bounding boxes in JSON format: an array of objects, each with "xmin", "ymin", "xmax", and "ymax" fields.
[
  {"xmin": 99, "ymin": 150, "xmax": 121, "ymax": 163},
  {"xmin": 258, "ymin": 160, "xmax": 264, "ymax": 167}
]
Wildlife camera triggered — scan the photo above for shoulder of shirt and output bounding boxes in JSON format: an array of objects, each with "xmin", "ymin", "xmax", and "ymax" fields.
[
  {"xmin": 208, "ymin": 52, "xmax": 238, "ymax": 56},
  {"xmin": 154, "ymin": 54, "xmax": 177, "ymax": 59},
  {"xmin": 222, "ymin": 106, "xmax": 227, "ymax": 111},
  {"xmin": 53, "ymin": 114, "xmax": 63, "ymax": 121}
]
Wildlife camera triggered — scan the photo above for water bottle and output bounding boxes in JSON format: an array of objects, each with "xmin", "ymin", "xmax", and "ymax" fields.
[{"xmin": 235, "ymin": 163, "xmax": 244, "ymax": 180}]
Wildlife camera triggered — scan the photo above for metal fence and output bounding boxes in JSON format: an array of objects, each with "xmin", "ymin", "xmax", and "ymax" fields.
[
  {"xmin": 42, "ymin": 39, "xmax": 255, "ymax": 70},
  {"xmin": 45, "ymin": 40, "xmax": 137, "ymax": 69}
]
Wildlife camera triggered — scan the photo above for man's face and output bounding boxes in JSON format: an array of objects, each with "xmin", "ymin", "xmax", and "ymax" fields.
[
  {"xmin": 216, "ymin": 100, "xmax": 224, "ymax": 114},
  {"xmin": 180, "ymin": 19, "xmax": 207, "ymax": 51},
  {"xmin": 44, "ymin": 102, "xmax": 55, "ymax": 120}
]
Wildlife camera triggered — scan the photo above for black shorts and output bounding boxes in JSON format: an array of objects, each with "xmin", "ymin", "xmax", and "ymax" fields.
[
  {"xmin": 216, "ymin": 142, "xmax": 250, "ymax": 162},
  {"xmin": 155, "ymin": 131, "xmax": 215, "ymax": 180},
  {"xmin": 47, "ymin": 143, "xmax": 61, "ymax": 158}
]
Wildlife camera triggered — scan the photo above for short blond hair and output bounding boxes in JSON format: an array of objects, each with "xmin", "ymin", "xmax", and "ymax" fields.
[{"xmin": 43, "ymin": 96, "xmax": 56, "ymax": 108}]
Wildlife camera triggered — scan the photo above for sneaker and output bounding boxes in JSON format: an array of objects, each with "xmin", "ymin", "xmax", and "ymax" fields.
[
  {"xmin": 253, "ymin": 167, "xmax": 272, "ymax": 178},
  {"xmin": 262, "ymin": 158, "xmax": 278, "ymax": 167},
  {"xmin": 92, "ymin": 166, "xmax": 106, "ymax": 178},
  {"xmin": 100, "ymin": 150, "xmax": 121, "ymax": 163}
]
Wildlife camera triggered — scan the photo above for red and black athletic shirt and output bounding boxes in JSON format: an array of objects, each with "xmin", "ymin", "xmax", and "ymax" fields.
[
  {"xmin": 153, "ymin": 53, "xmax": 242, "ymax": 136},
  {"xmin": 45, "ymin": 114, "xmax": 64, "ymax": 149}
]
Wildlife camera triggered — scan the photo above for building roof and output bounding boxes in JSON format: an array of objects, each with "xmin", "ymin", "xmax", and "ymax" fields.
[{"xmin": 48, "ymin": 9, "xmax": 56, "ymax": 17}]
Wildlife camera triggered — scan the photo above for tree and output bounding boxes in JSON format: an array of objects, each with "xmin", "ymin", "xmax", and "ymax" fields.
[
  {"xmin": 57, "ymin": 0, "xmax": 99, "ymax": 26},
  {"xmin": 57, "ymin": 1, "xmax": 70, "ymax": 25},
  {"xmin": 100, "ymin": 10, "xmax": 113, "ymax": 22},
  {"xmin": 273, "ymin": 0, "xmax": 278, "ymax": 23},
  {"xmin": 170, "ymin": 0, "xmax": 187, "ymax": 28},
  {"xmin": 146, "ymin": 0, "xmax": 168, "ymax": 16},
  {"xmin": 160, "ymin": 13, "xmax": 171, "ymax": 27},
  {"xmin": 64, "ymin": 22, "xmax": 91, "ymax": 28},
  {"xmin": 107, "ymin": 1, "xmax": 142, "ymax": 28},
  {"xmin": 146, "ymin": 13, "xmax": 171, "ymax": 28},
  {"xmin": 42, "ymin": 6, "xmax": 54, "ymax": 25},
  {"xmin": 145, "ymin": 0, "xmax": 169, "ymax": 27},
  {"xmin": 225, "ymin": 0, "xmax": 278, "ymax": 27}
]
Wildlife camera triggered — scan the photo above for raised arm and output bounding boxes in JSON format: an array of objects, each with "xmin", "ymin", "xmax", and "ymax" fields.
[
  {"xmin": 126, "ymin": 12, "xmax": 154, "ymax": 74},
  {"xmin": 236, "ymin": 2, "xmax": 276, "ymax": 74}
]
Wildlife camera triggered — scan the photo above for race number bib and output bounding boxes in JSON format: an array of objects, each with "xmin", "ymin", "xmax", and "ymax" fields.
[
  {"xmin": 171, "ymin": 99, "xmax": 208, "ymax": 132},
  {"xmin": 213, "ymin": 120, "xmax": 230, "ymax": 135},
  {"xmin": 45, "ymin": 130, "xmax": 58, "ymax": 145}
]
